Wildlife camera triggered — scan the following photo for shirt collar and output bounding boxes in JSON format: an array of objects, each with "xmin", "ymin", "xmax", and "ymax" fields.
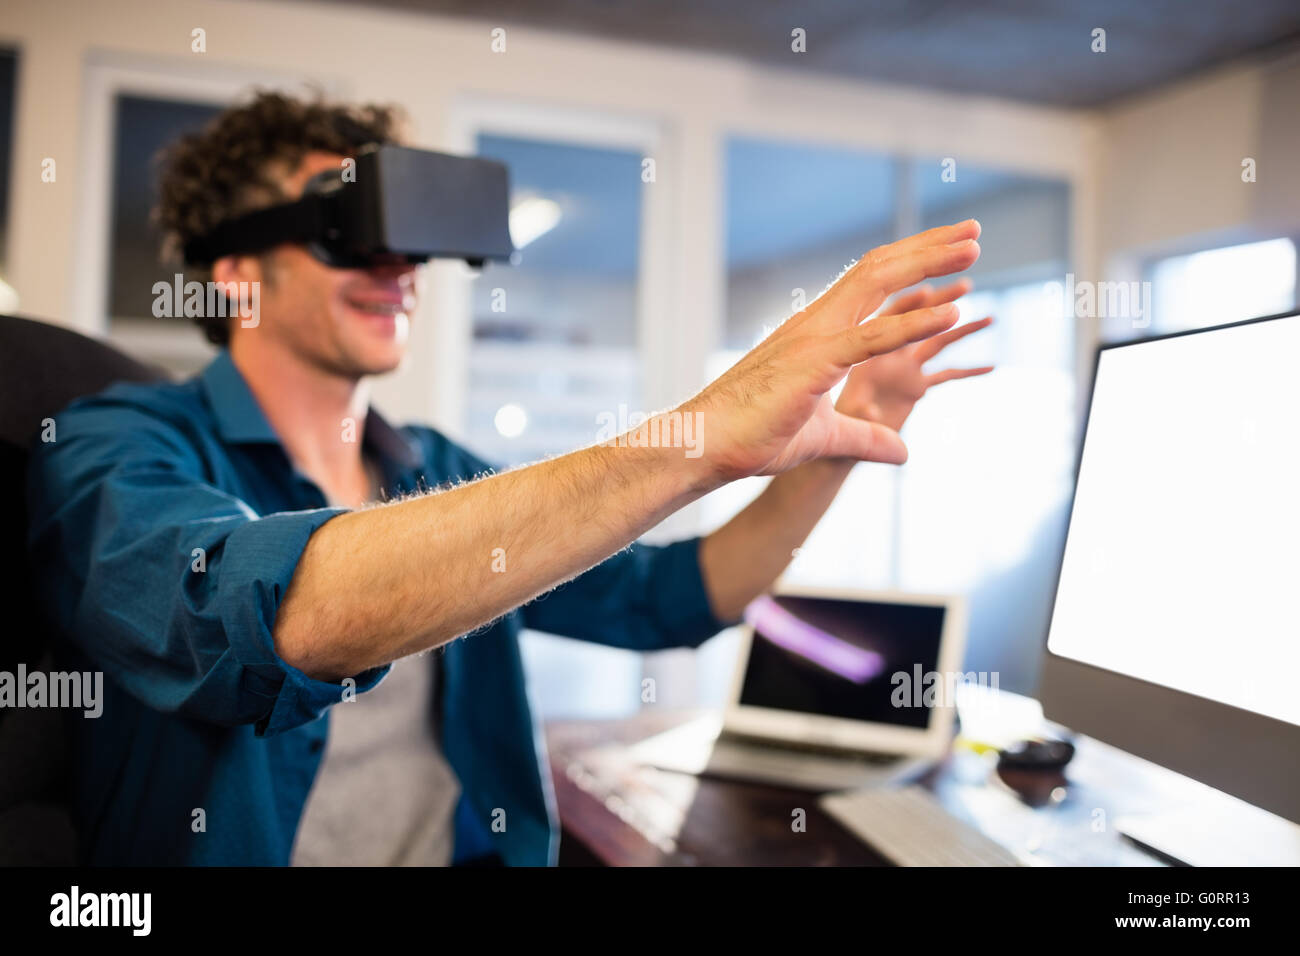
[
  {"xmin": 199, "ymin": 349, "xmax": 422, "ymax": 471},
  {"xmin": 364, "ymin": 408, "xmax": 423, "ymax": 471}
]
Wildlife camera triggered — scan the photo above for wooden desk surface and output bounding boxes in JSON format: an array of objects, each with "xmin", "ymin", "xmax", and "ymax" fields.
[
  {"xmin": 547, "ymin": 709, "xmax": 887, "ymax": 866},
  {"xmin": 544, "ymin": 707, "xmax": 1214, "ymax": 867}
]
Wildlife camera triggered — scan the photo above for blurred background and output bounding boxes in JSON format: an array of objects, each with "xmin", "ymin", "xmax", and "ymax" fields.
[{"xmin": 2, "ymin": 0, "xmax": 1298, "ymax": 719}]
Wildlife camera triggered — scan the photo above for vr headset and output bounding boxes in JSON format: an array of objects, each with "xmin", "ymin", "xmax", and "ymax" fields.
[{"xmin": 182, "ymin": 144, "xmax": 515, "ymax": 269}]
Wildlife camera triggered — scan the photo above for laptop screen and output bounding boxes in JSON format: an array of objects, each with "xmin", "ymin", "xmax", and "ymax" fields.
[{"xmin": 739, "ymin": 594, "xmax": 946, "ymax": 729}]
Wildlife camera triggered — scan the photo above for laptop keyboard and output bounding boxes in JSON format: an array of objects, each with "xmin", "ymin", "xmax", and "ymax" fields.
[
  {"xmin": 716, "ymin": 730, "xmax": 904, "ymax": 764},
  {"xmin": 704, "ymin": 733, "xmax": 927, "ymax": 791}
]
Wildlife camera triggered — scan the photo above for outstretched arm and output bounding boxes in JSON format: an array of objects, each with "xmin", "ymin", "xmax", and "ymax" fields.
[{"xmin": 274, "ymin": 220, "xmax": 983, "ymax": 680}]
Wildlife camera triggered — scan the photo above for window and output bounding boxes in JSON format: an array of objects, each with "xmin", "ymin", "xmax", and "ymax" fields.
[
  {"xmin": 892, "ymin": 280, "xmax": 1075, "ymax": 692},
  {"xmin": 709, "ymin": 137, "xmax": 902, "ymax": 594},
  {"xmin": 898, "ymin": 163, "xmax": 1074, "ymax": 693},
  {"xmin": 1148, "ymin": 237, "xmax": 1297, "ymax": 334},
  {"xmin": 107, "ymin": 94, "xmax": 223, "ymax": 374},
  {"xmin": 469, "ymin": 131, "xmax": 649, "ymax": 718},
  {"xmin": 699, "ymin": 140, "xmax": 1074, "ymax": 701},
  {"xmin": 468, "ymin": 134, "xmax": 644, "ymax": 467},
  {"xmin": 721, "ymin": 138, "xmax": 898, "ymax": 350}
]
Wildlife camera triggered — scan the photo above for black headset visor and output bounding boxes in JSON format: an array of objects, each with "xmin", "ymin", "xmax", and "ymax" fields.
[{"xmin": 182, "ymin": 145, "xmax": 515, "ymax": 270}]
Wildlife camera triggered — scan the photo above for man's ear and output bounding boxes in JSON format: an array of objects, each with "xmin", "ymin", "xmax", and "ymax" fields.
[
  {"xmin": 210, "ymin": 254, "xmax": 265, "ymax": 332},
  {"xmin": 210, "ymin": 253, "xmax": 262, "ymax": 291}
]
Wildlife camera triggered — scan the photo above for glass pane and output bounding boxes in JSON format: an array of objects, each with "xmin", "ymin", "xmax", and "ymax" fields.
[
  {"xmin": 723, "ymin": 136, "xmax": 897, "ymax": 350},
  {"xmin": 903, "ymin": 164, "xmax": 1074, "ymax": 693},
  {"xmin": 471, "ymin": 131, "xmax": 647, "ymax": 718},
  {"xmin": 700, "ymin": 137, "xmax": 900, "ymax": 704},
  {"xmin": 1149, "ymin": 238, "xmax": 1296, "ymax": 334},
  {"xmin": 711, "ymin": 137, "xmax": 900, "ymax": 580},
  {"xmin": 715, "ymin": 151, "xmax": 1074, "ymax": 698},
  {"xmin": 470, "ymin": 133, "xmax": 643, "ymax": 468},
  {"xmin": 108, "ymin": 95, "xmax": 224, "ymax": 323},
  {"xmin": 914, "ymin": 159, "xmax": 1070, "ymax": 286}
]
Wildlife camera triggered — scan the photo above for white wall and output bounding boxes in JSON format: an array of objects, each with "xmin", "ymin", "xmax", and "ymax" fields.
[{"xmin": 1097, "ymin": 51, "xmax": 1300, "ymax": 267}]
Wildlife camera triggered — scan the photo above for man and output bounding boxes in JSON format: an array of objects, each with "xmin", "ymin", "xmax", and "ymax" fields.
[{"xmin": 26, "ymin": 92, "xmax": 992, "ymax": 865}]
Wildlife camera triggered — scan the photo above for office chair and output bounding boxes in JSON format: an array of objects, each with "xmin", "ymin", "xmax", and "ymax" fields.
[{"xmin": 0, "ymin": 313, "xmax": 166, "ymax": 864}]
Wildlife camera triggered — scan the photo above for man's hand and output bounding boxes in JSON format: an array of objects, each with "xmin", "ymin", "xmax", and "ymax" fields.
[
  {"xmin": 680, "ymin": 219, "xmax": 981, "ymax": 485},
  {"xmin": 836, "ymin": 279, "xmax": 995, "ymax": 432}
]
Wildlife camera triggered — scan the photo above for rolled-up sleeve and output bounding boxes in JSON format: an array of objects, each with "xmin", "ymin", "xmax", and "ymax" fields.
[
  {"xmin": 26, "ymin": 402, "xmax": 389, "ymax": 737},
  {"xmin": 521, "ymin": 536, "xmax": 735, "ymax": 651}
]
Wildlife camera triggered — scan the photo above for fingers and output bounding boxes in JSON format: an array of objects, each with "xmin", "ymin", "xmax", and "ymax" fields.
[
  {"xmin": 864, "ymin": 240, "xmax": 981, "ymax": 304},
  {"xmin": 920, "ymin": 278, "xmax": 973, "ymax": 308},
  {"xmin": 832, "ymin": 302, "xmax": 960, "ymax": 367},
  {"xmin": 879, "ymin": 278, "xmax": 973, "ymax": 318},
  {"xmin": 809, "ymin": 220, "xmax": 980, "ymax": 330},
  {"xmin": 915, "ymin": 315, "xmax": 994, "ymax": 361},
  {"xmin": 872, "ymin": 219, "xmax": 981, "ymax": 260},
  {"xmin": 823, "ymin": 414, "xmax": 909, "ymax": 465},
  {"xmin": 841, "ymin": 220, "xmax": 980, "ymax": 307},
  {"xmin": 925, "ymin": 365, "xmax": 995, "ymax": 387}
]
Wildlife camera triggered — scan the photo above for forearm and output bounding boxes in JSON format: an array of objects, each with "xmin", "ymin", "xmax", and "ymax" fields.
[
  {"xmin": 699, "ymin": 457, "xmax": 855, "ymax": 621},
  {"xmin": 275, "ymin": 435, "xmax": 709, "ymax": 681}
]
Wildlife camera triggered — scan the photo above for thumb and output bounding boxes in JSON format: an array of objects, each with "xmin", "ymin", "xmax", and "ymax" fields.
[{"xmin": 824, "ymin": 413, "xmax": 908, "ymax": 465}]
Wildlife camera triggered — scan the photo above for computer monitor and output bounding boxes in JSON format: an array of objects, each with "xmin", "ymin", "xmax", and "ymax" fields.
[{"xmin": 1040, "ymin": 308, "xmax": 1300, "ymax": 824}]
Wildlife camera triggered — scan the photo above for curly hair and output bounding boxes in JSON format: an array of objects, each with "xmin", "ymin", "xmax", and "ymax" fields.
[{"xmin": 154, "ymin": 89, "xmax": 406, "ymax": 345}]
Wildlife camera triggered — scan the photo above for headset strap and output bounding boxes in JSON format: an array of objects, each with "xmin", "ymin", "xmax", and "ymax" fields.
[{"xmin": 182, "ymin": 194, "xmax": 331, "ymax": 265}]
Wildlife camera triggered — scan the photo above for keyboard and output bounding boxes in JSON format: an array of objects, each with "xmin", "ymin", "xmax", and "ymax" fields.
[
  {"xmin": 716, "ymin": 730, "xmax": 903, "ymax": 762},
  {"xmin": 820, "ymin": 785, "xmax": 1024, "ymax": 866},
  {"xmin": 626, "ymin": 716, "xmax": 930, "ymax": 792}
]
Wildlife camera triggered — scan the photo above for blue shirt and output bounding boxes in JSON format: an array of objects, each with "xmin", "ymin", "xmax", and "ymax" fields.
[{"xmin": 25, "ymin": 350, "xmax": 728, "ymax": 866}]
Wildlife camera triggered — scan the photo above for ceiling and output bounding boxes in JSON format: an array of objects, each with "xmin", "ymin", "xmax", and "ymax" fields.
[{"xmin": 305, "ymin": 0, "xmax": 1300, "ymax": 108}]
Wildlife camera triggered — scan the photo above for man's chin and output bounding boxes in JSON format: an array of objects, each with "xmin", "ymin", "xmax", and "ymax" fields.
[
  {"xmin": 334, "ymin": 336, "xmax": 408, "ymax": 377},
  {"xmin": 341, "ymin": 312, "xmax": 410, "ymax": 374},
  {"xmin": 347, "ymin": 348, "xmax": 407, "ymax": 377}
]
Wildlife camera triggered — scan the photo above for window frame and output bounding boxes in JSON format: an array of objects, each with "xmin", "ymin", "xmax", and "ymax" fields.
[
  {"xmin": 443, "ymin": 94, "xmax": 677, "ymax": 452},
  {"xmin": 72, "ymin": 51, "xmax": 349, "ymax": 344},
  {"xmin": 1139, "ymin": 234, "xmax": 1300, "ymax": 337}
]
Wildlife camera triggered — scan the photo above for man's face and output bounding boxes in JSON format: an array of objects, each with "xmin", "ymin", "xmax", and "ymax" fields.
[{"xmin": 234, "ymin": 150, "xmax": 420, "ymax": 378}]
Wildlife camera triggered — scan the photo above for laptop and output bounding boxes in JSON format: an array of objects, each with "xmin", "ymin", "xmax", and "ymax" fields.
[{"xmin": 632, "ymin": 585, "xmax": 968, "ymax": 791}]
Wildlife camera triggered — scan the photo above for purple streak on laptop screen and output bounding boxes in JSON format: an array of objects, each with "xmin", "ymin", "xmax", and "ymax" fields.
[{"xmin": 744, "ymin": 594, "xmax": 886, "ymax": 684}]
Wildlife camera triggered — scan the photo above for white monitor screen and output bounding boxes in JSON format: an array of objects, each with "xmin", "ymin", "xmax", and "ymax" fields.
[{"xmin": 1048, "ymin": 313, "xmax": 1300, "ymax": 728}]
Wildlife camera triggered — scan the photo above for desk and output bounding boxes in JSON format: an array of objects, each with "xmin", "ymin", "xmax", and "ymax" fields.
[
  {"xmin": 547, "ymin": 709, "xmax": 883, "ymax": 866},
  {"xmin": 545, "ymin": 698, "xmax": 1265, "ymax": 866}
]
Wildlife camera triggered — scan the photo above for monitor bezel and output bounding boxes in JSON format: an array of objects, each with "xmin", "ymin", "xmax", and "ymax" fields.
[{"xmin": 1039, "ymin": 307, "xmax": 1300, "ymax": 823}]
